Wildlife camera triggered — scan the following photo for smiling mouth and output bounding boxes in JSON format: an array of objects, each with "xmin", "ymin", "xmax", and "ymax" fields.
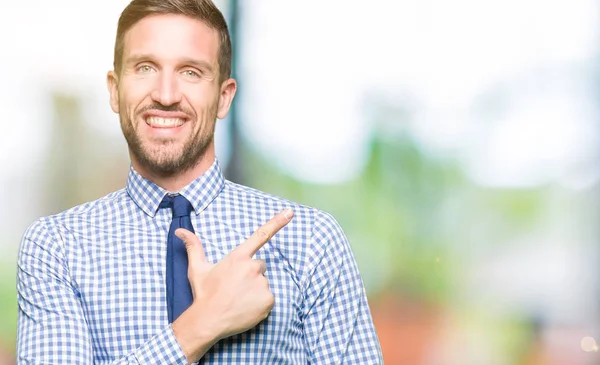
[{"xmin": 145, "ymin": 117, "xmax": 186, "ymax": 128}]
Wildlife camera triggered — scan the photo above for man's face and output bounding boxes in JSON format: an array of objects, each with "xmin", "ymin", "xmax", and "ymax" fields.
[{"xmin": 107, "ymin": 14, "xmax": 235, "ymax": 177}]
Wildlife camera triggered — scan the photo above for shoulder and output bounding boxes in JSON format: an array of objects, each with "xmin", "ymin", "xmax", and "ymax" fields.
[
  {"xmin": 223, "ymin": 180, "xmax": 301, "ymax": 208},
  {"xmin": 48, "ymin": 189, "xmax": 129, "ymax": 223},
  {"xmin": 222, "ymin": 180, "xmax": 343, "ymax": 236},
  {"xmin": 222, "ymin": 180, "xmax": 324, "ymax": 221},
  {"xmin": 23, "ymin": 188, "xmax": 129, "ymax": 238}
]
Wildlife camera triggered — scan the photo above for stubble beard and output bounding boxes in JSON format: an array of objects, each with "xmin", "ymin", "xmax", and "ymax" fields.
[{"xmin": 120, "ymin": 111, "xmax": 216, "ymax": 178}]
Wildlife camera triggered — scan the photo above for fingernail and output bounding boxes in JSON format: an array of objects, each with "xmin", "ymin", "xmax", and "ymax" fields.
[{"xmin": 283, "ymin": 208, "xmax": 294, "ymax": 220}]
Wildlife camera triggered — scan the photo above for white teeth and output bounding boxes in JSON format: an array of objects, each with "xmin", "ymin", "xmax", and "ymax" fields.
[{"xmin": 146, "ymin": 117, "xmax": 185, "ymax": 127}]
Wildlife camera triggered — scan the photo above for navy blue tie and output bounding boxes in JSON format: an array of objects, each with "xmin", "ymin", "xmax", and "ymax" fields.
[{"xmin": 161, "ymin": 194, "xmax": 194, "ymax": 323}]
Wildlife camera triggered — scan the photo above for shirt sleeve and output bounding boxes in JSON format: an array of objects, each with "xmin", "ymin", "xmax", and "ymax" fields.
[
  {"xmin": 302, "ymin": 211, "xmax": 383, "ymax": 364},
  {"xmin": 16, "ymin": 218, "xmax": 188, "ymax": 365}
]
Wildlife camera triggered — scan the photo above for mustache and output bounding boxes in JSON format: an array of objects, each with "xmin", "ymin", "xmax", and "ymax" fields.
[{"xmin": 136, "ymin": 103, "xmax": 195, "ymax": 118}]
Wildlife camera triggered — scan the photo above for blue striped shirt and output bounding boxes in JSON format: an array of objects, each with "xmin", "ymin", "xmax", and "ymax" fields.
[{"xmin": 17, "ymin": 159, "xmax": 382, "ymax": 364}]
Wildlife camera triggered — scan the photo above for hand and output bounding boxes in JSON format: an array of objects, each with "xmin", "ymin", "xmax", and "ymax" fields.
[{"xmin": 172, "ymin": 208, "xmax": 294, "ymax": 363}]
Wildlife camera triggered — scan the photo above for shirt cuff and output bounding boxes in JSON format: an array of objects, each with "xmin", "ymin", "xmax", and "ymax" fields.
[{"xmin": 132, "ymin": 324, "xmax": 188, "ymax": 364}]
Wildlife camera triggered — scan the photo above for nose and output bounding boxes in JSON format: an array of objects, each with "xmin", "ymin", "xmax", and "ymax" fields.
[{"xmin": 150, "ymin": 71, "xmax": 182, "ymax": 106}]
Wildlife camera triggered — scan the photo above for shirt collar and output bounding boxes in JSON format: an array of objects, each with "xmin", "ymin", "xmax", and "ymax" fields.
[{"xmin": 126, "ymin": 158, "xmax": 225, "ymax": 217}]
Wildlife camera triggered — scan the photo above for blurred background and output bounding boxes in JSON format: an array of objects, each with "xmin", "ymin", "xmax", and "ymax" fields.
[{"xmin": 1, "ymin": 0, "xmax": 599, "ymax": 363}]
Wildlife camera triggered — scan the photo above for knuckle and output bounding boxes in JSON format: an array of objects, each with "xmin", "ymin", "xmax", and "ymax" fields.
[
  {"xmin": 228, "ymin": 249, "xmax": 240, "ymax": 260},
  {"xmin": 256, "ymin": 228, "xmax": 271, "ymax": 240},
  {"xmin": 229, "ymin": 249, "xmax": 245, "ymax": 261},
  {"xmin": 187, "ymin": 268, "xmax": 194, "ymax": 280},
  {"xmin": 248, "ymin": 262, "xmax": 260, "ymax": 277},
  {"xmin": 187, "ymin": 263, "xmax": 200, "ymax": 279},
  {"xmin": 266, "ymin": 292, "xmax": 275, "ymax": 308}
]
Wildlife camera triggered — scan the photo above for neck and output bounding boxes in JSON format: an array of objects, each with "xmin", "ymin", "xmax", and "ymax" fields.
[{"xmin": 132, "ymin": 145, "xmax": 216, "ymax": 193}]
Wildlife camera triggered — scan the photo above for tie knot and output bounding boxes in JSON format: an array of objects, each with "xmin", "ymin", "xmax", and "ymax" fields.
[{"xmin": 161, "ymin": 195, "xmax": 194, "ymax": 218}]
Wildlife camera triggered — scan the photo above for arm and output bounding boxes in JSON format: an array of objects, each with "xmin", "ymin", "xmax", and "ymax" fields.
[
  {"xmin": 303, "ymin": 211, "xmax": 383, "ymax": 364},
  {"xmin": 16, "ymin": 218, "xmax": 188, "ymax": 365}
]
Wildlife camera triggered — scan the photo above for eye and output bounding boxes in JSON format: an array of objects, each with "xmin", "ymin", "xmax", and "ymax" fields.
[
  {"xmin": 137, "ymin": 65, "xmax": 155, "ymax": 73},
  {"xmin": 182, "ymin": 69, "xmax": 200, "ymax": 78}
]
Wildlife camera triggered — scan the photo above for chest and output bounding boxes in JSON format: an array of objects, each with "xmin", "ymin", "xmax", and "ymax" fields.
[{"xmin": 65, "ymin": 215, "xmax": 305, "ymax": 361}]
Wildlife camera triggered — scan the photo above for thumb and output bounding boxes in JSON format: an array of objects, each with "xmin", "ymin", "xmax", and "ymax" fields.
[{"xmin": 175, "ymin": 228, "xmax": 207, "ymax": 263}]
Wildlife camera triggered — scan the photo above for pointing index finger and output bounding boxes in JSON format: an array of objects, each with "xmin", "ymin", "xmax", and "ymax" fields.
[{"xmin": 235, "ymin": 208, "xmax": 294, "ymax": 257}]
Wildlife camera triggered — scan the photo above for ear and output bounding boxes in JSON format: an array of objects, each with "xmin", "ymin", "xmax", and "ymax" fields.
[
  {"xmin": 106, "ymin": 70, "xmax": 120, "ymax": 113},
  {"xmin": 216, "ymin": 78, "xmax": 237, "ymax": 119}
]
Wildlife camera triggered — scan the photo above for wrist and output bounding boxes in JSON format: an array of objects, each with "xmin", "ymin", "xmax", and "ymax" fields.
[{"xmin": 172, "ymin": 302, "xmax": 221, "ymax": 363}]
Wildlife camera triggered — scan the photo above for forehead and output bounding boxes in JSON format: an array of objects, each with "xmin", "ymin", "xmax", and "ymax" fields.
[{"xmin": 122, "ymin": 14, "xmax": 220, "ymax": 66}]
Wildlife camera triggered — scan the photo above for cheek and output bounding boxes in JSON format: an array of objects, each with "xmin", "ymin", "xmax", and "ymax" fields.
[
  {"xmin": 120, "ymin": 80, "xmax": 155, "ymax": 115},
  {"xmin": 183, "ymin": 84, "xmax": 220, "ymax": 112}
]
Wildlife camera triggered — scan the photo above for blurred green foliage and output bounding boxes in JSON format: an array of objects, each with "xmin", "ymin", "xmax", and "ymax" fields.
[
  {"xmin": 0, "ymin": 259, "xmax": 17, "ymax": 353},
  {"xmin": 243, "ymin": 129, "xmax": 548, "ymax": 308},
  {"xmin": 243, "ymin": 134, "xmax": 465, "ymax": 304}
]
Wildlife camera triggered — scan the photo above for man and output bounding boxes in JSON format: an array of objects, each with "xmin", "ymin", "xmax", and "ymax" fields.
[{"xmin": 16, "ymin": 0, "xmax": 383, "ymax": 363}]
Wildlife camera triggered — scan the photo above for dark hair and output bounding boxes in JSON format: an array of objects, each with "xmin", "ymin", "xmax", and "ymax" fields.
[{"xmin": 113, "ymin": 0, "xmax": 232, "ymax": 82}]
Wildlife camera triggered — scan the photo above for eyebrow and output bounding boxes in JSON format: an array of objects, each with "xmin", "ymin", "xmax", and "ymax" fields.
[{"xmin": 125, "ymin": 53, "xmax": 216, "ymax": 74}]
